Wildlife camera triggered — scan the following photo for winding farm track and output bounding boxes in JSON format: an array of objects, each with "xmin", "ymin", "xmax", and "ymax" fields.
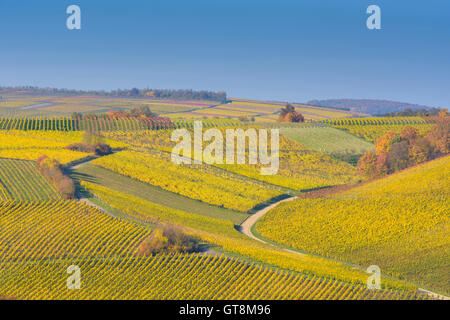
[
  {"xmin": 239, "ymin": 193, "xmax": 449, "ymax": 300},
  {"xmin": 240, "ymin": 196, "xmax": 296, "ymax": 244},
  {"xmin": 69, "ymin": 156, "xmax": 115, "ymax": 218}
]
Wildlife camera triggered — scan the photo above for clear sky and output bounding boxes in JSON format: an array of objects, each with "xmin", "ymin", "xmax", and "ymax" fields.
[{"xmin": 1, "ymin": 0, "xmax": 449, "ymax": 107}]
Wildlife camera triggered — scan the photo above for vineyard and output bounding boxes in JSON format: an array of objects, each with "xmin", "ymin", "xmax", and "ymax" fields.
[
  {"xmin": 0, "ymin": 158, "xmax": 60, "ymax": 201},
  {"xmin": 90, "ymin": 150, "xmax": 284, "ymax": 212},
  {"xmin": 0, "ymin": 130, "xmax": 127, "ymax": 164},
  {"xmin": 256, "ymin": 155, "xmax": 450, "ymax": 294},
  {"xmin": 0, "ymin": 116, "xmax": 241, "ymax": 131},
  {"xmin": 0, "ymin": 106, "xmax": 446, "ymax": 300},
  {"xmin": 322, "ymin": 116, "xmax": 433, "ymax": 126},
  {"xmin": 0, "ymin": 200, "xmax": 150, "ymax": 261},
  {"xmin": 322, "ymin": 117, "xmax": 435, "ymax": 142},
  {"xmin": 1, "ymin": 253, "xmax": 424, "ymax": 300},
  {"xmin": 0, "ymin": 187, "xmax": 425, "ymax": 299},
  {"xmin": 71, "ymin": 164, "xmax": 248, "ymax": 224},
  {"xmin": 167, "ymin": 99, "xmax": 359, "ymax": 122},
  {"xmin": 102, "ymin": 129, "xmax": 358, "ymax": 191},
  {"xmin": 81, "ymin": 180, "xmax": 420, "ymax": 292}
]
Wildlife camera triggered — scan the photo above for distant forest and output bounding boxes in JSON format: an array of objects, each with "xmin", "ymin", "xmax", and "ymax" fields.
[
  {"xmin": 0, "ymin": 86, "xmax": 227, "ymax": 102},
  {"xmin": 381, "ymin": 108, "xmax": 443, "ymax": 117},
  {"xmin": 307, "ymin": 99, "xmax": 435, "ymax": 115}
]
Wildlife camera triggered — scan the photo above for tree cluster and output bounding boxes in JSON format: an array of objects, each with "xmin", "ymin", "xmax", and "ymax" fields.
[
  {"xmin": 138, "ymin": 225, "xmax": 199, "ymax": 256},
  {"xmin": 357, "ymin": 112, "xmax": 449, "ymax": 178},
  {"xmin": 107, "ymin": 106, "xmax": 158, "ymax": 118},
  {"xmin": 66, "ymin": 143, "xmax": 112, "ymax": 156},
  {"xmin": 66, "ymin": 132, "xmax": 112, "ymax": 155},
  {"xmin": 278, "ymin": 104, "xmax": 305, "ymax": 123}
]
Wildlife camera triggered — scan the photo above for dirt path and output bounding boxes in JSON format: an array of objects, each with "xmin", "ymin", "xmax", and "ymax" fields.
[
  {"xmin": 239, "ymin": 195, "xmax": 449, "ymax": 300},
  {"xmin": 71, "ymin": 160, "xmax": 93, "ymax": 170},
  {"xmin": 239, "ymin": 196, "xmax": 300, "ymax": 255},
  {"xmin": 70, "ymin": 156, "xmax": 115, "ymax": 217}
]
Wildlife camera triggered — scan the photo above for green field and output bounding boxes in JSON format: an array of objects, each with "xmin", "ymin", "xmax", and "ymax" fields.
[
  {"xmin": 0, "ymin": 158, "xmax": 60, "ymax": 201},
  {"xmin": 71, "ymin": 164, "xmax": 248, "ymax": 224},
  {"xmin": 280, "ymin": 126, "xmax": 374, "ymax": 164}
]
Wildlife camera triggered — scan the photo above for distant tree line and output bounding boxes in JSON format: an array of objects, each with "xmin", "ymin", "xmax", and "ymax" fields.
[
  {"xmin": 380, "ymin": 108, "xmax": 443, "ymax": 117},
  {"xmin": 0, "ymin": 86, "xmax": 227, "ymax": 102}
]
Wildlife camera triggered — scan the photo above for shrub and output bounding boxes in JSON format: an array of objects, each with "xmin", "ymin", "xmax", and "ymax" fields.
[
  {"xmin": 357, "ymin": 124, "xmax": 444, "ymax": 179},
  {"xmin": 37, "ymin": 156, "xmax": 75, "ymax": 199},
  {"xmin": 290, "ymin": 112, "xmax": 305, "ymax": 123},
  {"xmin": 94, "ymin": 144, "xmax": 112, "ymax": 156},
  {"xmin": 66, "ymin": 143, "xmax": 96, "ymax": 153},
  {"xmin": 66, "ymin": 142, "xmax": 112, "ymax": 156},
  {"xmin": 138, "ymin": 225, "xmax": 199, "ymax": 256}
]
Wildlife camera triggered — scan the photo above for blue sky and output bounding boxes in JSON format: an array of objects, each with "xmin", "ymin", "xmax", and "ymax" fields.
[{"xmin": 0, "ymin": 0, "xmax": 449, "ymax": 107}]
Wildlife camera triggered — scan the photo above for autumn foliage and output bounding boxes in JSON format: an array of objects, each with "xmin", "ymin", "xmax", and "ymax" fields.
[
  {"xmin": 357, "ymin": 111, "xmax": 449, "ymax": 179},
  {"xmin": 108, "ymin": 105, "xmax": 158, "ymax": 118},
  {"xmin": 278, "ymin": 104, "xmax": 304, "ymax": 123},
  {"xmin": 138, "ymin": 225, "xmax": 199, "ymax": 256},
  {"xmin": 427, "ymin": 109, "xmax": 449, "ymax": 154},
  {"xmin": 36, "ymin": 156, "xmax": 75, "ymax": 199}
]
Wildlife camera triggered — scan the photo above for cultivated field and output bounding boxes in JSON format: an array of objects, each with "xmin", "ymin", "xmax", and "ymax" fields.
[
  {"xmin": 323, "ymin": 117, "xmax": 435, "ymax": 142},
  {"xmin": 0, "ymin": 158, "xmax": 60, "ymax": 201},
  {"xmin": 279, "ymin": 126, "xmax": 374, "ymax": 164},
  {"xmin": 0, "ymin": 95, "xmax": 446, "ymax": 300},
  {"xmin": 256, "ymin": 156, "xmax": 450, "ymax": 294},
  {"xmin": 168, "ymin": 99, "xmax": 361, "ymax": 121}
]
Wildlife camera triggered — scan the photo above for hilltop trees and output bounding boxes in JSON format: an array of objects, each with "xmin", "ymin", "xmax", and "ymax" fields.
[{"xmin": 278, "ymin": 104, "xmax": 304, "ymax": 123}]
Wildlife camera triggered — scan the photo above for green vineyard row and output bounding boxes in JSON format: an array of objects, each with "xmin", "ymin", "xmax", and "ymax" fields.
[{"xmin": 0, "ymin": 116, "xmax": 241, "ymax": 131}]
